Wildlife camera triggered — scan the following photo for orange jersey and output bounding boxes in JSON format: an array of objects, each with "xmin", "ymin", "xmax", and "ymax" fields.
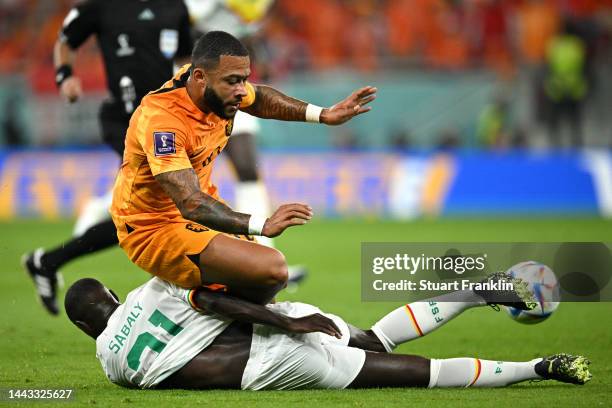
[{"xmin": 110, "ymin": 64, "xmax": 256, "ymax": 229}]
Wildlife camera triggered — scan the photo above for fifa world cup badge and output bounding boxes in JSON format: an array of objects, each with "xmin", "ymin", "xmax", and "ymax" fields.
[{"xmin": 153, "ymin": 132, "xmax": 176, "ymax": 156}]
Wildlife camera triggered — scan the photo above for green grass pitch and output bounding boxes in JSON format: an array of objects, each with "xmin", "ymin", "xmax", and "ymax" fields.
[{"xmin": 1, "ymin": 218, "xmax": 611, "ymax": 407}]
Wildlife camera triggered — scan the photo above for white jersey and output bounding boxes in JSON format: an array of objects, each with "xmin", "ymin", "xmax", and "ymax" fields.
[{"xmin": 95, "ymin": 278, "xmax": 231, "ymax": 388}]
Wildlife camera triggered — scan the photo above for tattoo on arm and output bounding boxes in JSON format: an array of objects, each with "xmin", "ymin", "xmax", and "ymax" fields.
[
  {"xmin": 155, "ymin": 168, "xmax": 250, "ymax": 234},
  {"xmin": 242, "ymin": 85, "xmax": 308, "ymax": 121}
]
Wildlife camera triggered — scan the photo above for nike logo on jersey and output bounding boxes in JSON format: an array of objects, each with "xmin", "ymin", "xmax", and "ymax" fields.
[{"xmin": 138, "ymin": 8, "xmax": 155, "ymax": 20}]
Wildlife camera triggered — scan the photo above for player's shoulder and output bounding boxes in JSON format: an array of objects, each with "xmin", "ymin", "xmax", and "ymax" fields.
[
  {"xmin": 140, "ymin": 93, "xmax": 189, "ymax": 131},
  {"xmin": 118, "ymin": 278, "xmax": 182, "ymax": 310},
  {"xmin": 141, "ymin": 67, "xmax": 193, "ymax": 128},
  {"xmin": 139, "ymin": 277, "xmax": 170, "ymax": 293},
  {"xmin": 146, "ymin": 277, "xmax": 183, "ymax": 296}
]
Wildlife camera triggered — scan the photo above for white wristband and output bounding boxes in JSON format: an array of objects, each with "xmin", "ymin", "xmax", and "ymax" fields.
[
  {"xmin": 248, "ymin": 215, "xmax": 267, "ymax": 235},
  {"xmin": 305, "ymin": 104, "xmax": 323, "ymax": 123}
]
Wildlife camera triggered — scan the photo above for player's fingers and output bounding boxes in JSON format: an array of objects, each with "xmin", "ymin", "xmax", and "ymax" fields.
[
  {"xmin": 358, "ymin": 94, "xmax": 376, "ymax": 106},
  {"xmin": 284, "ymin": 203, "xmax": 313, "ymax": 213},
  {"xmin": 328, "ymin": 319, "xmax": 342, "ymax": 337},
  {"xmin": 329, "ymin": 325, "xmax": 342, "ymax": 339},
  {"xmin": 322, "ymin": 327, "xmax": 339, "ymax": 337},
  {"xmin": 284, "ymin": 210, "xmax": 311, "ymax": 221},
  {"xmin": 280, "ymin": 218, "xmax": 308, "ymax": 229},
  {"xmin": 311, "ymin": 321, "xmax": 335, "ymax": 336},
  {"xmin": 280, "ymin": 208, "xmax": 312, "ymax": 220},
  {"xmin": 355, "ymin": 86, "xmax": 377, "ymax": 98},
  {"xmin": 276, "ymin": 212, "xmax": 310, "ymax": 225},
  {"xmin": 318, "ymin": 314, "xmax": 342, "ymax": 334},
  {"xmin": 354, "ymin": 106, "xmax": 372, "ymax": 116},
  {"xmin": 319, "ymin": 322, "xmax": 341, "ymax": 338},
  {"xmin": 279, "ymin": 204, "xmax": 313, "ymax": 218},
  {"xmin": 352, "ymin": 86, "xmax": 372, "ymax": 97},
  {"xmin": 278, "ymin": 203, "xmax": 312, "ymax": 212},
  {"xmin": 314, "ymin": 315, "xmax": 342, "ymax": 338}
]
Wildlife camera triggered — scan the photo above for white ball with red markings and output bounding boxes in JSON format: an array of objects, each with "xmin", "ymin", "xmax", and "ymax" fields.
[{"xmin": 504, "ymin": 261, "xmax": 560, "ymax": 324}]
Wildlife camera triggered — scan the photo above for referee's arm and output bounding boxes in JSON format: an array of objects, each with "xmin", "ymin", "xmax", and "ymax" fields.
[
  {"xmin": 53, "ymin": 39, "xmax": 81, "ymax": 103},
  {"xmin": 53, "ymin": 1, "xmax": 99, "ymax": 102}
]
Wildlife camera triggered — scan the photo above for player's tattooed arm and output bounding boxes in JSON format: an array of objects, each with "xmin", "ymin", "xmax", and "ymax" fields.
[
  {"xmin": 193, "ymin": 288, "xmax": 342, "ymax": 338},
  {"xmin": 241, "ymin": 85, "xmax": 307, "ymax": 121},
  {"xmin": 156, "ymin": 168, "xmax": 313, "ymax": 236},
  {"xmin": 242, "ymin": 84, "xmax": 377, "ymax": 125},
  {"xmin": 155, "ymin": 168, "xmax": 250, "ymax": 234}
]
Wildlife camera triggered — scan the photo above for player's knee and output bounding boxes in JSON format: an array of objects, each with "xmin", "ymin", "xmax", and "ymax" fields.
[{"xmin": 263, "ymin": 249, "xmax": 288, "ymax": 286}]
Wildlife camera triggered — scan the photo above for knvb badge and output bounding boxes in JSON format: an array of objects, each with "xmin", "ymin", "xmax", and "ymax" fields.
[{"xmin": 154, "ymin": 132, "xmax": 176, "ymax": 156}]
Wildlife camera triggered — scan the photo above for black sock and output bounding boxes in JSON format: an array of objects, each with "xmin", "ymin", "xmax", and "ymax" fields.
[{"xmin": 41, "ymin": 219, "xmax": 119, "ymax": 272}]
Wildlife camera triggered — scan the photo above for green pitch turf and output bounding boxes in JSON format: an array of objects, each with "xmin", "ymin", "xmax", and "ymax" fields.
[{"xmin": 0, "ymin": 218, "xmax": 611, "ymax": 407}]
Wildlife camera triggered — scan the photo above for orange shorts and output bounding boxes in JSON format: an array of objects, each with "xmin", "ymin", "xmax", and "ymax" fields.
[{"xmin": 116, "ymin": 220, "xmax": 255, "ymax": 288}]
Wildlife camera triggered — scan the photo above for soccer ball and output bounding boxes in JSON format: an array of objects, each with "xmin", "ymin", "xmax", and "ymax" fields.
[{"xmin": 504, "ymin": 261, "xmax": 560, "ymax": 324}]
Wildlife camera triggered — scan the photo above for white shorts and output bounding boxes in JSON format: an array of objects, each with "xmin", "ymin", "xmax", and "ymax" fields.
[
  {"xmin": 241, "ymin": 302, "xmax": 366, "ymax": 390},
  {"xmin": 232, "ymin": 110, "xmax": 260, "ymax": 136}
]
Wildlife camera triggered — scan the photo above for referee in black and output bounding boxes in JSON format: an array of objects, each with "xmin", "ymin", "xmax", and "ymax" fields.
[{"xmin": 23, "ymin": 0, "xmax": 193, "ymax": 315}]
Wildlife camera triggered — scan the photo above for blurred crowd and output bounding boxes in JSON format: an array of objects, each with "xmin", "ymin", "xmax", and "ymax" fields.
[
  {"xmin": 1, "ymin": 0, "xmax": 611, "ymax": 148},
  {"xmin": 2, "ymin": 0, "xmax": 611, "ymax": 82},
  {"xmin": 268, "ymin": 0, "xmax": 612, "ymax": 75}
]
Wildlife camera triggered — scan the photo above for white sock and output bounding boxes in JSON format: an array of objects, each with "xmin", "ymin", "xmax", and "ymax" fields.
[
  {"xmin": 429, "ymin": 358, "xmax": 542, "ymax": 388},
  {"xmin": 371, "ymin": 291, "xmax": 484, "ymax": 352},
  {"xmin": 73, "ymin": 189, "xmax": 113, "ymax": 237}
]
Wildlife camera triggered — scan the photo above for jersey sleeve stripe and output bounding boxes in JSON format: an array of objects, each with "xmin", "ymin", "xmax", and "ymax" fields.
[{"xmin": 187, "ymin": 289, "xmax": 206, "ymax": 313}]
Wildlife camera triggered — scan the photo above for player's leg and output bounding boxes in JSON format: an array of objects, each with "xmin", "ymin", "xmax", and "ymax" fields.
[
  {"xmin": 224, "ymin": 113, "xmax": 308, "ymax": 285},
  {"xmin": 361, "ymin": 273, "xmax": 535, "ymax": 352},
  {"xmin": 197, "ymin": 234, "xmax": 288, "ymax": 305},
  {"xmin": 72, "ymin": 189, "xmax": 114, "ymax": 237},
  {"xmin": 23, "ymin": 219, "xmax": 118, "ymax": 315},
  {"xmin": 73, "ymin": 101, "xmax": 125, "ymax": 241},
  {"xmin": 365, "ymin": 290, "xmax": 485, "ymax": 352},
  {"xmin": 23, "ymin": 104, "xmax": 126, "ymax": 315},
  {"xmin": 118, "ymin": 222, "xmax": 287, "ymax": 305},
  {"xmin": 345, "ymin": 290, "xmax": 484, "ymax": 353},
  {"xmin": 37, "ymin": 219, "xmax": 118, "ymax": 272},
  {"xmin": 348, "ymin": 352, "xmax": 590, "ymax": 388}
]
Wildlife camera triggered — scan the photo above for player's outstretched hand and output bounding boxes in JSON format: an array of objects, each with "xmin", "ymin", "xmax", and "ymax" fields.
[
  {"xmin": 262, "ymin": 203, "xmax": 312, "ymax": 238},
  {"xmin": 60, "ymin": 76, "xmax": 83, "ymax": 103},
  {"xmin": 320, "ymin": 86, "xmax": 377, "ymax": 126},
  {"xmin": 285, "ymin": 313, "xmax": 342, "ymax": 339}
]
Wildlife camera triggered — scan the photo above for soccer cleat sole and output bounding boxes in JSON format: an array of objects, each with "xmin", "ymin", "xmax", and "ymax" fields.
[
  {"xmin": 475, "ymin": 272, "xmax": 537, "ymax": 311},
  {"xmin": 21, "ymin": 251, "xmax": 60, "ymax": 316},
  {"xmin": 538, "ymin": 353, "xmax": 592, "ymax": 385},
  {"xmin": 564, "ymin": 356, "xmax": 592, "ymax": 385}
]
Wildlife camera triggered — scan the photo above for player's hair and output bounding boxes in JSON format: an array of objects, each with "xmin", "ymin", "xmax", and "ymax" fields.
[
  {"xmin": 64, "ymin": 278, "xmax": 111, "ymax": 326},
  {"xmin": 191, "ymin": 31, "xmax": 249, "ymax": 70}
]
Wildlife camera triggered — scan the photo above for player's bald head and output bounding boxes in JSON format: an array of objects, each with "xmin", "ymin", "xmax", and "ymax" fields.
[
  {"xmin": 65, "ymin": 278, "xmax": 120, "ymax": 339},
  {"xmin": 191, "ymin": 31, "xmax": 249, "ymax": 70}
]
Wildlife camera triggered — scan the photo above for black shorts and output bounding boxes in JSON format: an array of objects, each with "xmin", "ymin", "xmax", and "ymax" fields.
[{"xmin": 99, "ymin": 100, "xmax": 130, "ymax": 157}]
